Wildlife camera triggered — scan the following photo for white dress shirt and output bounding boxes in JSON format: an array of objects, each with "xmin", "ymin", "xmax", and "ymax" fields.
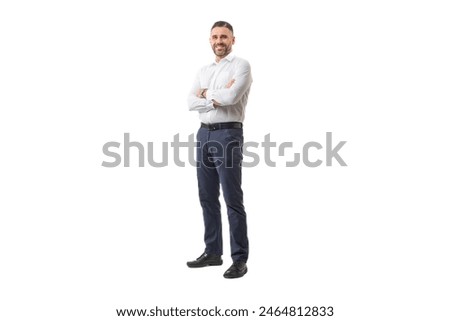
[{"xmin": 188, "ymin": 53, "xmax": 252, "ymax": 124}]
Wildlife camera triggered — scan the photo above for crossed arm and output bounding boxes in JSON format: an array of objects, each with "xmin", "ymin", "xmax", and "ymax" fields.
[
  {"xmin": 187, "ymin": 61, "xmax": 252, "ymax": 113},
  {"xmin": 197, "ymin": 79, "xmax": 235, "ymax": 107}
]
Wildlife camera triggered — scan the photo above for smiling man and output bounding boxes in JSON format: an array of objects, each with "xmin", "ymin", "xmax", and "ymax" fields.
[{"xmin": 187, "ymin": 21, "xmax": 252, "ymax": 279}]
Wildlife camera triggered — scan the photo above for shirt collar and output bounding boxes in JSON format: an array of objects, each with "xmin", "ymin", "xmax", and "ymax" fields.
[{"xmin": 213, "ymin": 52, "xmax": 235, "ymax": 65}]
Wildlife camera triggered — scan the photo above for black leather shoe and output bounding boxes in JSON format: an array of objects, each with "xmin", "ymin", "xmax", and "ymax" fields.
[
  {"xmin": 223, "ymin": 261, "xmax": 247, "ymax": 278},
  {"xmin": 187, "ymin": 253, "xmax": 223, "ymax": 268}
]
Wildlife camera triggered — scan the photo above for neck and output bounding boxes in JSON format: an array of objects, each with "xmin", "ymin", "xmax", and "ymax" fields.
[{"xmin": 215, "ymin": 51, "xmax": 232, "ymax": 63}]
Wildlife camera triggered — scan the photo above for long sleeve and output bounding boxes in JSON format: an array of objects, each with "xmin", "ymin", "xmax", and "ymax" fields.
[
  {"xmin": 205, "ymin": 60, "xmax": 252, "ymax": 107},
  {"xmin": 187, "ymin": 70, "xmax": 215, "ymax": 113},
  {"xmin": 188, "ymin": 55, "xmax": 252, "ymax": 124}
]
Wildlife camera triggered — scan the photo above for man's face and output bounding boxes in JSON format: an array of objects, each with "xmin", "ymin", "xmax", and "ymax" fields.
[{"xmin": 210, "ymin": 27, "xmax": 235, "ymax": 59}]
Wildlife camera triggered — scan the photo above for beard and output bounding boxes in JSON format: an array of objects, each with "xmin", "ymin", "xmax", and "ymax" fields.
[{"xmin": 212, "ymin": 44, "xmax": 231, "ymax": 57}]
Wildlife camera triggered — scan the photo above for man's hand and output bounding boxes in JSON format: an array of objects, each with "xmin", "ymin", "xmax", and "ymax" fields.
[
  {"xmin": 213, "ymin": 79, "xmax": 235, "ymax": 107},
  {"xmin": 226, "ymin": 79, "xmax": 235, "ymax": 88},
  {"xmin": 197, "ymin": 79, "xmax": 235, "ymax": 107},
  {"xmin": 196, "ymin": 88, "xmax": 207, "ymax": 98}
]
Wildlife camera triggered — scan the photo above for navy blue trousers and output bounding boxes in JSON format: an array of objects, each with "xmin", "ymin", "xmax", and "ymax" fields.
[{"xmin": 196, "ymin": 127, "xmax": 249, "ymax": 263}]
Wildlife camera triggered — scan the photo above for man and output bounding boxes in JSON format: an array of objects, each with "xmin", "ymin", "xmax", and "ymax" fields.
[{"xmin": 187, "ymin": 21, "xmax": 252, "ymax": 279}]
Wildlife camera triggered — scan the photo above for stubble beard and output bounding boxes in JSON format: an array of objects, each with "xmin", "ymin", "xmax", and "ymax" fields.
[{"xmin": 213, "ymin": 44, "xmax": 231, "ymax": 59}]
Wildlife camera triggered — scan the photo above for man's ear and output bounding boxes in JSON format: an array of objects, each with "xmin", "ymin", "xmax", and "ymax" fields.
[{"xmin": 232, "ymin": 37, "xmax": 236, "ymax": 45}]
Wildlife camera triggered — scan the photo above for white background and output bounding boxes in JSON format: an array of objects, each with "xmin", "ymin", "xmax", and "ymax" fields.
[{"xmin": 1, "ymin": 1, "xmax": 449, "ymax": 320}]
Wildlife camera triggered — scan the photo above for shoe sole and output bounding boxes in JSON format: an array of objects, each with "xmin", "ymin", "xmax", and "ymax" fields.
[{"xmin": 187, "ymin": 261, "xmax": 223, "ymax": 268}]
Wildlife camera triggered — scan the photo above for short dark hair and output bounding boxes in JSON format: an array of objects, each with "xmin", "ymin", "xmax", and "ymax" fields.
[{"xmin": 211, "ymin": 21, "xmax": 234, "ymax": 34}]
